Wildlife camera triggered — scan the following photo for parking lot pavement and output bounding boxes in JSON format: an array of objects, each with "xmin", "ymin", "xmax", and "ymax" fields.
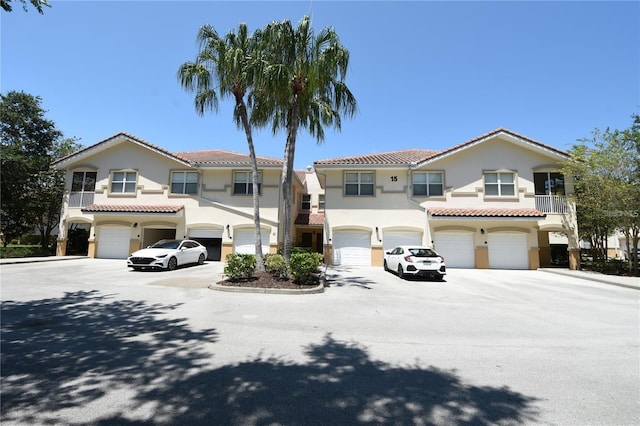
[{"xmin": 1, "ymin": 260, "xmax": 639, "ymax": 426}]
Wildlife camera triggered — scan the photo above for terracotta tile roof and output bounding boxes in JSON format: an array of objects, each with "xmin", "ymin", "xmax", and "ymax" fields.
[
  {"xmin": 81, "ymin": 204, "xmax": 184, "ymax": 214},
  {"xmin": 315, "ymin": 149, "xmax": 441, "ymax": 166},
  {"xmin": 176, "ymin": 150, "xmax": 283, "ymax": 166},
  {"xmin": 295, "ymin": 212, "xmax": 325, "ymax": 225},
  {"xmin": 52, "ymin": 132, "xmax": 191, "ymax": 167},
  {"xmin": 416, "ymin": 128, "xmax": 569, "ymax": 165},
  {"xmin": 295, "ymin": 170, "xmax": 307, "ymax": 185},
  {"xmin": 428, "ymin": 208, "xmax": 546, "ymax": 218}
]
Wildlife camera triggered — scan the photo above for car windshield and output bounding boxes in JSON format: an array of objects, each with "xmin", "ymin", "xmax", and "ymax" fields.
[
  {"xmin": 150, "ymin": 240, "xmax": 180, "ymax": 249},
  {"xmin": 408, "ymin": 248, "xmax": 437, "ymax": 257}
]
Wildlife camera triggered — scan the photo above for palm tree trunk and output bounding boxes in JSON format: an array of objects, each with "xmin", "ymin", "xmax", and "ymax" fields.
[
  {"xmin": 238, "ymin": 101, "xmax": 264, "ymax": 271},
  {"xmin": 281, "ymin": 99, "xmax": 300, "ymax": 264}
]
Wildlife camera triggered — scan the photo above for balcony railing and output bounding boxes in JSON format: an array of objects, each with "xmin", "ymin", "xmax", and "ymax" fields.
[
  {"xmin": 69, "ymin": 191, "xmax": 95, "ymax": 208},
  {"xmin": 535, "ymin": 194, "xmax": 569, "ymax": 214}
]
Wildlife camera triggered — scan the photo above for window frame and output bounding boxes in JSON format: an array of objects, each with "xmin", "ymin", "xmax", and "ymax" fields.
[
  {"xmin": 71, "ymin": 171, "xmax": 97, "ymax": 193},
  {"xmin": 170, "ymin": 170, "xmax": 199, "ymax": 195},
  {"xmin": 301, "ymin": 194, "xmax": 311, "ymax": 211},
  {"xmin": 318, "ymin": 194, "xmax": 325, "ymax": 211},
  {"xmin": 344, "ymin": 171, "xmax": 375, "ymax": 196},
  {"xmin": 412, "ymin": 171, "xmax": 444, "ymax": 197},
  {"xmin": 110, "ymin": 170, "xmax": 138, "ymax": 195},
  {"xmin": 483, "ymin": 171, "xmax": 517, "ymax": 197},
  {"xmin": 233, "ymin": 170, "xmax": 262, "ymax": 195}
]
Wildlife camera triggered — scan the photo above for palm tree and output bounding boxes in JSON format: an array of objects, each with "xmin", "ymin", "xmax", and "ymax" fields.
[
  {"xmin": 178, "ymin": 23, "xmax": 266, "ymax": 271},
  {"xmin": 253, "ymin": 15, "xmax": 357, "ymax": 263}
]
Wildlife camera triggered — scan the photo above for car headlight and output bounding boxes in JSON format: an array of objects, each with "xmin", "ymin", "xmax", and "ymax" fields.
[{"xmin": 156, "ymin": 254, "xmax": 168, "ymax": 259}]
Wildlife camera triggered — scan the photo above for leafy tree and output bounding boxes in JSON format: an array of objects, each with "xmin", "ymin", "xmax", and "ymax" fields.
[
  {"xmin": 178, "ymin": 23, "xmax": 267, "ymax": 272},
  {"xmin": 30, "ymin": 137, "xmax": 82, "ymax": 249},
  {"xmin": 1, "ymin": 0, "xmax": 50, "ymax": 13},
  {"xmin": 253, "ymin": 15, "xmax": 357, "ymax": 263},
  {"xmin": 563, "ymin": 115, "xmax": 640, "ymax": 275},
  {"xmin": 0, "ymin": 91, "xmax": 74, "ymax": 249}
]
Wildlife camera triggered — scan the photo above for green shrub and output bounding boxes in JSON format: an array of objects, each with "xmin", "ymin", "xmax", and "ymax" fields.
[
  {"xmin": 289, "ymin": 251, "xmax": 323, "ymax": 284},
  {"xmin": 224, "ymin": 253, "xmax": 256, "ymax": 281},
  {"xmin": 264, "ymin": 253, "xmax": 289, "ymax": 279},
  {"xmin": 0, "ymin": 245, "xmax": 53, "ymax": 258},
  {"xmin": 21, "ymin": 234, "xmax": 42, "ymax": 245}
]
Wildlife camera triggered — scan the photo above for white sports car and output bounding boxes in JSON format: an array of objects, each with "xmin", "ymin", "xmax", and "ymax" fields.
[
  {"xmin": 127, "ymin": 239, "xmax": 207, "ymax": 271},
  {"xmin": 383, "ymin": 246, "xmax": 446, "ymax": 280}
]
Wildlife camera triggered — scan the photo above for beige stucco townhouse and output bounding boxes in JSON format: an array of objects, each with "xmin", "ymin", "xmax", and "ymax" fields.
[
  {"xmin": 52, "ymin": 132, "xmax": 290, "ymax": 261},
  {"xmin": 314, "ymin": 128, "xmax": 580, "ymax": 270}
]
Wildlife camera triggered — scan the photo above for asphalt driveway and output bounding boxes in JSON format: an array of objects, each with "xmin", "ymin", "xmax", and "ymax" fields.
[{"xmin": 1, "ymin": 259, "xmax": 638, "ymax": 425}]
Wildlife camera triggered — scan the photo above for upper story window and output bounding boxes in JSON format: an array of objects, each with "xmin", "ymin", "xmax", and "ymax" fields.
[
  {"xmin": 111, "ymin": 171, "xmax": 137, "ymax": 194},
  {"xmin": 484, "ymin": 172, "xmax": 515, "ymax": 196},
  {"xmin": 345, "ymin": 171, "xmax": 374, "ymax": 196},
  {"xmin": 534, "ymin": 172, "xmax": 565, "ymax": 195},
  {"xmin": 319, "ymin": 194, "xmax": 325, "ymax": 211},
  {"xmin": 72, "ymin": 171, "xmax": 96, "ymax": 193},
  {"xmin": 413, "ymin": 172, "xmax": 444, "ymax": 197},
  {"xmin": 301, "ymin": 194, "xmax": 311, "ymax": 210},
  {"xmin": 70, "ymin": 171, "xmax": 96, "ymax": 207},
  {"xmin": 233, "ymin": 171, "xmax": 262, "ymax": 195},
  {"xmin": 171, "ymin": 171, "xmax": 198, "ymax": 194}
]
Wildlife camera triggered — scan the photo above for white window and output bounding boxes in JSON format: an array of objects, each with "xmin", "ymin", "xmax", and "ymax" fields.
[
  {"xmin": 301, "ymin": 194, "xmax": 311, "ymax": 210},
  {"xmin": 345, "ymin": 172, "xmax": 374, "ymax": 196},
  {"xmin": 233, "ymin": 171, "xmax": 262, "ymax": 195},
  {"xmin": 413, "ymin": 172, "xmax": 444, "ymax": 196},
  {"xmin": 319, "ymin": 194, "xmax": 325, "ymax": 211},
  {"xmin": 171, "ymin": 171, "xmax": 198, "ymax": 194},
  {"xmin": 484, "ymin": 172, "xmax": 515, "ymax": 196},
  {"xmin": 111, "ymin": 171, "xmax": 137, "ymax": 194}
]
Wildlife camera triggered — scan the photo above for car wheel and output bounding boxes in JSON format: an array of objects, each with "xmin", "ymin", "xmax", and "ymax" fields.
[
  {"xmin": 383, "ymin": 260, "xmax": 389, "ymax": 271},
  {"xmin": 167, "ymin": 257, "xmax": 178, "ymax": 271},
  {"xmin": 397, "ymin": 264, "xmax": 404, "ymax": 279},
  {"xmin": 198, "ymin": 253, "xmax": 205, "ymax": 265}
]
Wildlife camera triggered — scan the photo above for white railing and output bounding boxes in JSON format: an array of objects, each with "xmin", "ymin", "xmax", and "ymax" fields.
[
  {"xmin": 535, "ymin": 195, "xmax": 569, "ymax": 214},
  {"xmin": 69, "ymin": 191, "xmax": 94, "ymax": 208}
]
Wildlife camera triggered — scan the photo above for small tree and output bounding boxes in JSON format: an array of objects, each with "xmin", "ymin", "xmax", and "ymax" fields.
[{"xmin": 563, "ymin": 115, "xmax": 640, "ymax": 275}]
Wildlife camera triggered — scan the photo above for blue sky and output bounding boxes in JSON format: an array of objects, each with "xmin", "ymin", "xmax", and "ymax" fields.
[{"xmin": 2, "ymin": 0, "xmax": 638, "ymax": 169}]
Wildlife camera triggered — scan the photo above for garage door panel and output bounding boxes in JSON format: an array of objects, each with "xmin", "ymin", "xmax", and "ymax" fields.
[
  {"xmin": 433, "ymin": 233, "xmax": 475, "ymax": 268},
  {"xmin": 333, "ymin": 231, "xmax": 371, "ymax": 266},
  {"xmin": 234, "ymin": 229, "xmax": 269, "ymax": 255},
  {"xmin": 383, "ymin": 231, "xmax": 422, "ymax": 252},
  {"xmin": 488, "ymin": 234, "xmax": 528, "ymax": 269},
  {"xmin": 97, "ymin": 227, "xmax": 130, "ymax": 259}
]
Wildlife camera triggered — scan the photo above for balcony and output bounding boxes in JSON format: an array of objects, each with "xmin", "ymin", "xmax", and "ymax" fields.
[
  {"xmin": 535, "ymin": 195, "xmax": 569, "ymax": 214},
  {"xmin": 69, "ymin": 191, "xmax": 95, "ymax": 208}
]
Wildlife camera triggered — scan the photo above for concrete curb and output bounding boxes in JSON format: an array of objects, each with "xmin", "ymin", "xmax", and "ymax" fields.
[
  {"xmin": 209, "ymin": 266, "xmax": 327, "ymax": 295},
  {"xmin": 0, "ymin": 256, "xmax": 88, "ymax": 265},
  {"xmin": 539, "ymin": 268, "xmax": 639, "ymax": 291},
  {"xmin": 209, "ymin": 282, "xmax": 324, "ymax": 295}
]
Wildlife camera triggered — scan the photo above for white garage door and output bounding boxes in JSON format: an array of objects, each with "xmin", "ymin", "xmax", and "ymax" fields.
[
  {"xmin": 332, "ymin": 230, "xmax": 371, "ymax": 266},
  {"xmin": 488, "ymin": 233, "xmax": 529, "ymax": 269},
  {"xmin": 97, "ymin": 226, "xmax": 130, "ymax": 259},
  {"xmin": 234, "ymin": 229, "xmax": 270, "ymax": 255},
  {"xmin": 433, "ymin": 233, "xmax": 475, "ymax": 268},
  {"xmin": 383, "ymin": 231, "xmax": 422, "ymax": 253}
]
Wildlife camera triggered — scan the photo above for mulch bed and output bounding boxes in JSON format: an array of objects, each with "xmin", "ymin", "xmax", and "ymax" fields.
[{"xmin": 217, "ymin": 272, "xmax": 320, "ymax": 290}]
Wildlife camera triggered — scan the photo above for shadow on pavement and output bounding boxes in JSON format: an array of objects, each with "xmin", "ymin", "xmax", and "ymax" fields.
[{"xmin": 2, "ymin": 292, "xmax": 539, "ymax": 425}]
